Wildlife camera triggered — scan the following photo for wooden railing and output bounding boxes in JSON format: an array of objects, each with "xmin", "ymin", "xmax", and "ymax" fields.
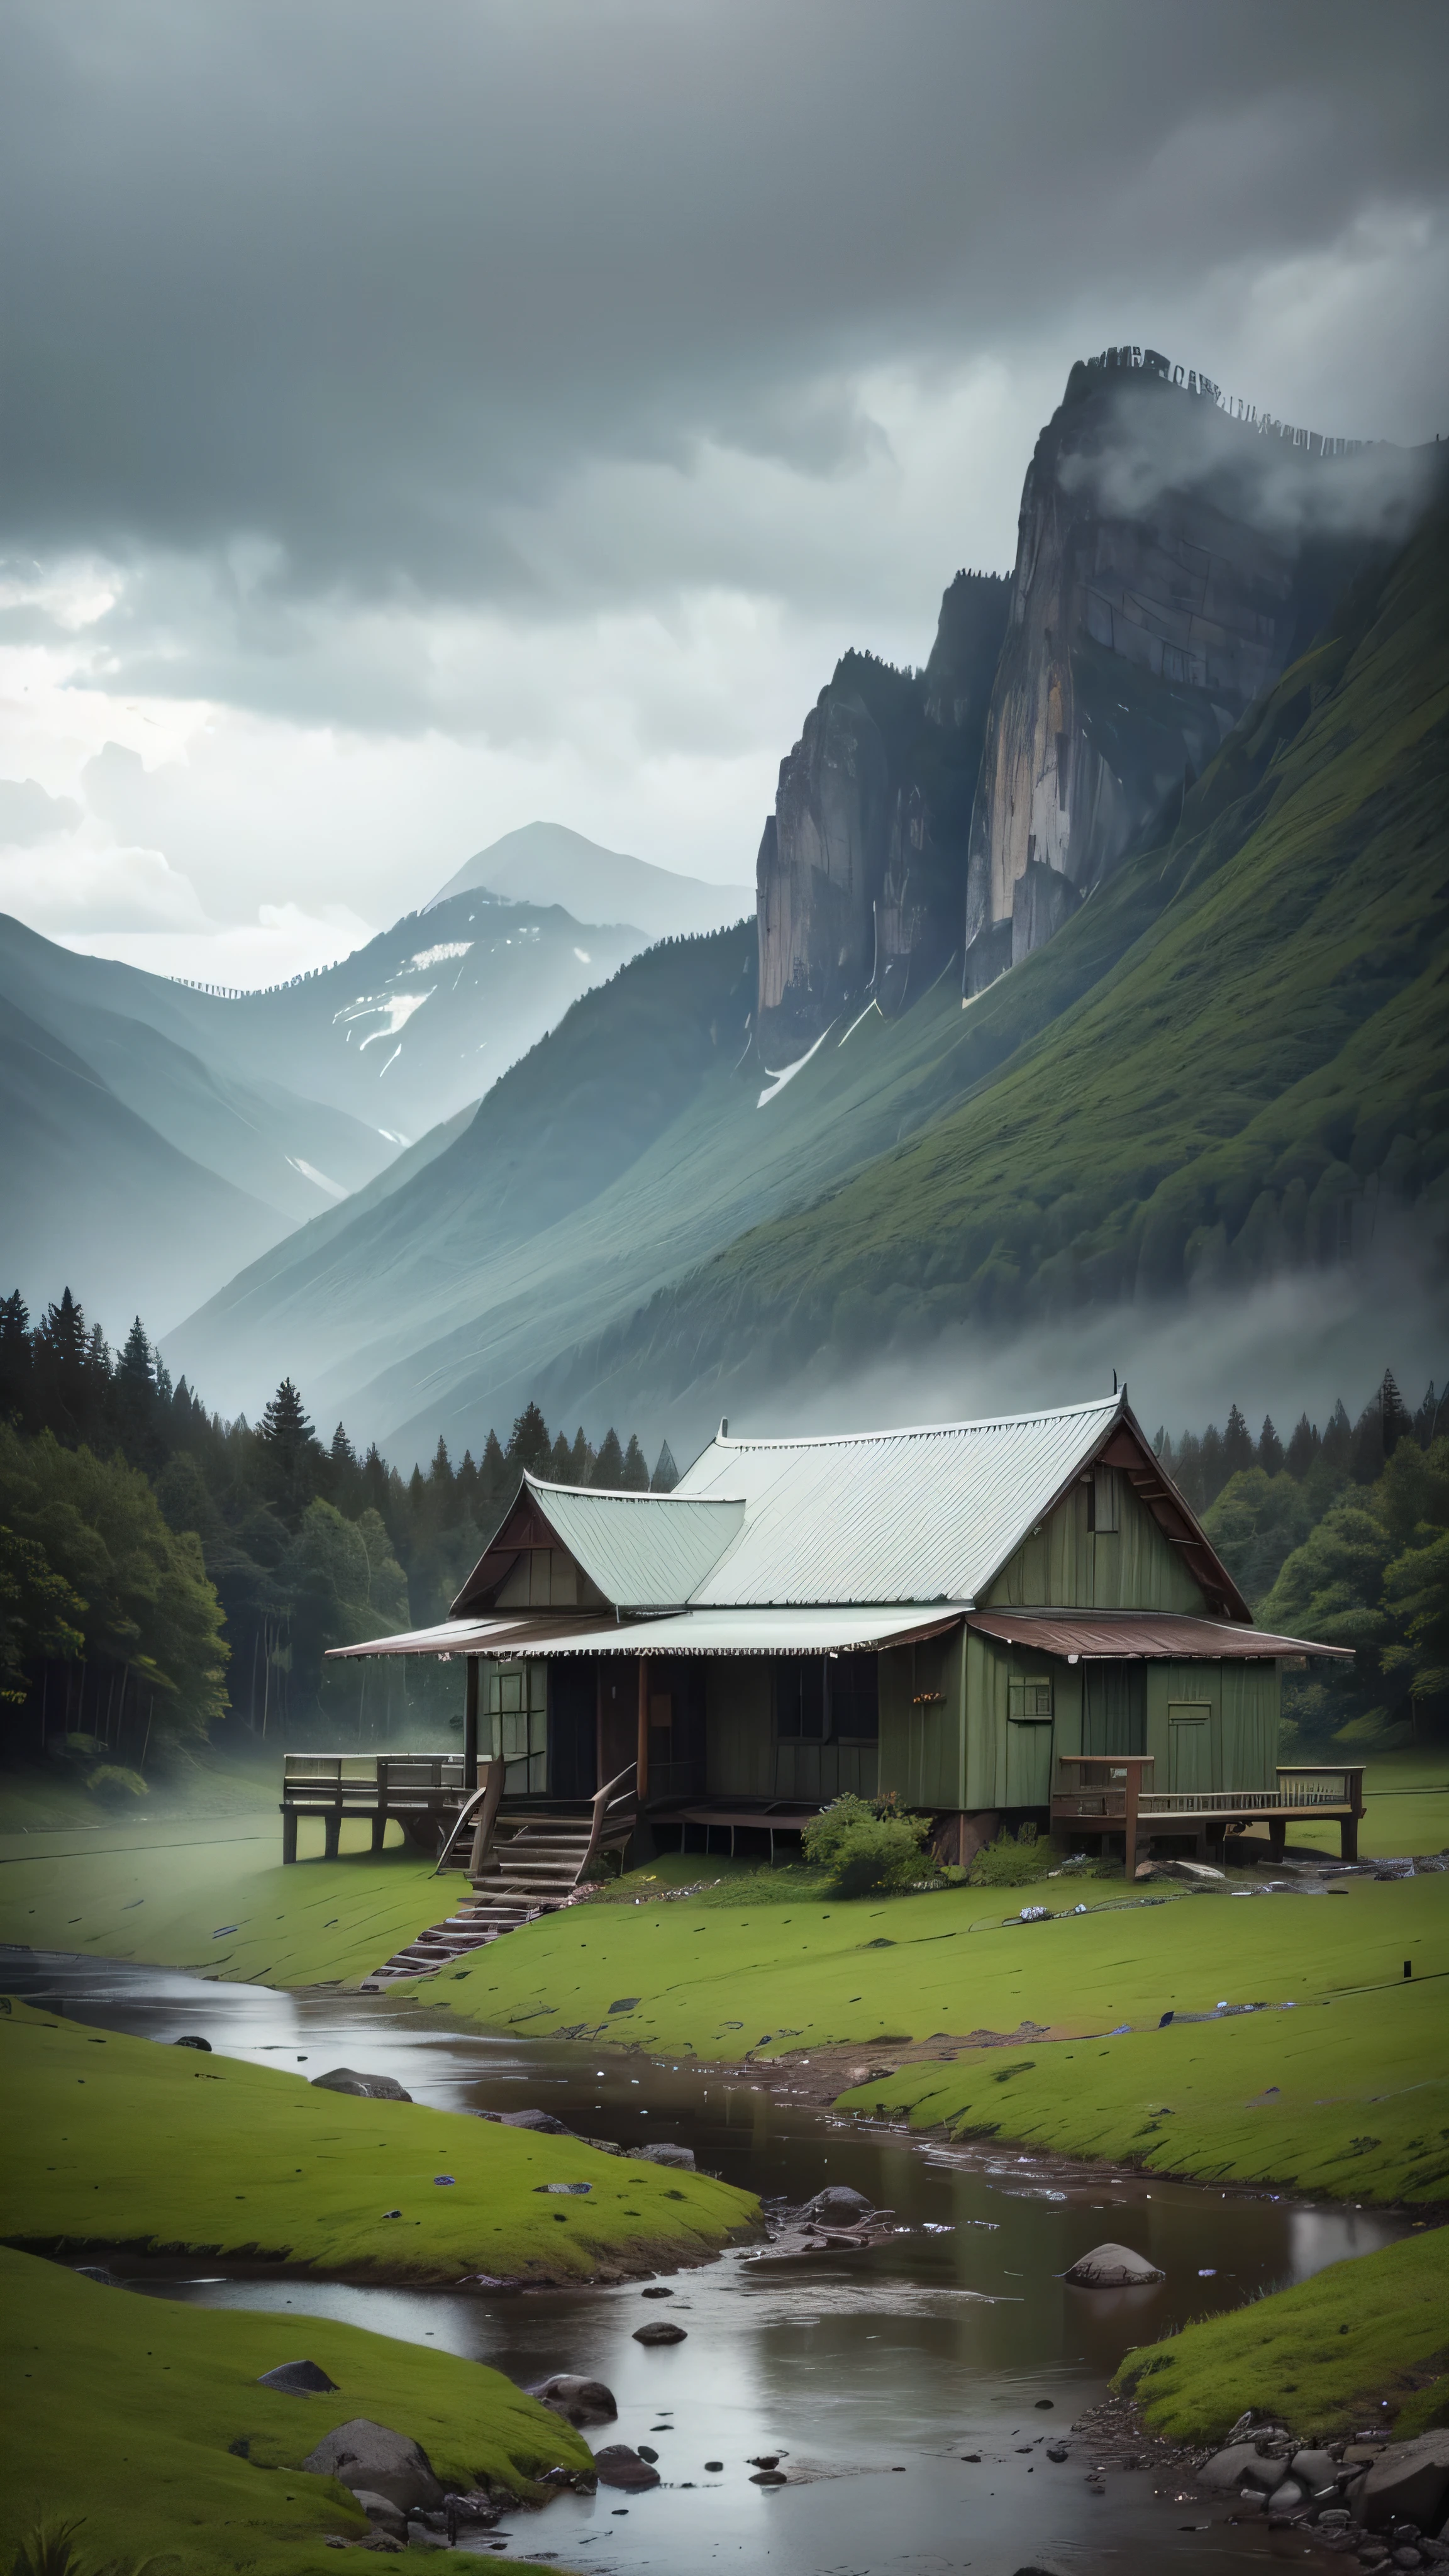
[
  {"xmin": 282, "ymin": 1752, "xmax": 470, "ymax": 1794},
  {"xmin": 582, "ymin": 1762, "xmax": 639, "ymax": 1877}
]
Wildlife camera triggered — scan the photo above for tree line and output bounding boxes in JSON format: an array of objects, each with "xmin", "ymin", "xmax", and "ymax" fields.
[
  {"xmin": 0, "ymin": 1284, "xmax": 677, "ymax": 1771},
  {"xmin": 1158, "ymin": 1371, "xmax": 1448, "ymax": 1753}
]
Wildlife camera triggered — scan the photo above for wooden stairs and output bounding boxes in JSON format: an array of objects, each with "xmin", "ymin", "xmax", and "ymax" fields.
[{"xmin": 360, "ymin": 1762, "xmax": 636, "ymax": 1991}]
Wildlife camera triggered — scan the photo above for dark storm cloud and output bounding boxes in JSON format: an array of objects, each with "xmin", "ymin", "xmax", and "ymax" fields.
[{"xmin": 3, "ymin": 0, "xmax": 1446, "ymax": 608}]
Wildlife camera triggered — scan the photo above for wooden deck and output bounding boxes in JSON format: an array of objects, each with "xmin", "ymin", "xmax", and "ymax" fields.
[
  {"xmin": 1050, "ymin": 1755, "xmax": 1365, "ymax": 1878},
  {"xmin": 280, "ymin": 1752, "xmax": 474, "ymax": 1859}
]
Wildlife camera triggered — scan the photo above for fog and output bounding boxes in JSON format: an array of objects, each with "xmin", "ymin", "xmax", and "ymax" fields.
[{"xmin": 704, "ymin": 1246, "xmax": 1448, "ymax": 1461}]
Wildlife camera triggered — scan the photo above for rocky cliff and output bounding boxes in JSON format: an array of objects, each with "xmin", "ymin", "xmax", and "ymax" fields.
[
  {"xmin": 962, "ymin": 347, "xmax": 1387, "ymax": 990},
  {"xmin": 755, "ymin": 574, "xmax": 1008, "ymax": 1060}
]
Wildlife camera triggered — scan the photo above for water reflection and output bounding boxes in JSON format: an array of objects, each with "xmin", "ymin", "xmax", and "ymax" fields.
[{"xmin": 2, "ymin": 1951, "xmax": 1403, "ymax": 2576}]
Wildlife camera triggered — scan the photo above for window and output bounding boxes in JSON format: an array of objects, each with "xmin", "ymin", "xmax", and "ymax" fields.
[
  {"xmin": 775, "ymin": 1654, "xmax": 879, "ymax": 1741},
  {"xmin": 1008, "ymin": 1675, "xmax": 1053, "ymax": 1723},
  {"xmin": 1088, "ymin": 1466, "xmax": 1120, "ymax": 1533},
  {"xmin": 487, "ymin": 1660, "xmax": 547, "ymax": 1789},
  {"xmin": 831, "ymin": 1652, "xmax": 880, "ymax": 1742},
  {"xmin": 775, "ymin": 1660, "xmax": 826, "ymax": 1741}
]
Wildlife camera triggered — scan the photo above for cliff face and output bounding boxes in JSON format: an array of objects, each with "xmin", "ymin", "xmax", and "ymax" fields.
[
  {"xmin": 963, "ymin": 350, "xmax": 1361, "ymax": 990},
  {"xmin": 756, "ymin": 574, "xmax": 1008, "ymax": 1060}
]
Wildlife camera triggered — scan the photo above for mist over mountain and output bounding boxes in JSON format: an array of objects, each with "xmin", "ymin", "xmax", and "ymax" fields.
[
  {"xmin": 155, "ymin": 359, "xmax": 1448, "ymax": 1467},
  {"xmin": 428, "ymin": 820, "xmax": 752, "ymax": 943}
]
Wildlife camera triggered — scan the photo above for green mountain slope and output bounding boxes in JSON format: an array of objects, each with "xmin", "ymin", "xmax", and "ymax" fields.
[
  {"xmin": 567, "ymin": 506, "xmax": 1449, "ymax": 1409},
  {"xmin": 0, "ymin": 997, "xmax": 291, "ymax": 1330}
]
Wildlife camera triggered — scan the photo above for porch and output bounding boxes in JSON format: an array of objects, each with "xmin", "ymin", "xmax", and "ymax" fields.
[{"xmin": 1050, "ymin": 1754, "xmax": 1367, "ymax": 1878}]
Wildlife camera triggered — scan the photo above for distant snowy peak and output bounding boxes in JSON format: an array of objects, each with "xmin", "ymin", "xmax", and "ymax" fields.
[{"xmin": 426, "ymin": 818, "xmax": 752, "ymax": 943}]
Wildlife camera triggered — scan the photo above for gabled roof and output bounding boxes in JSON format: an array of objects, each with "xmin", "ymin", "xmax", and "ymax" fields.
[
  {"xmin": 445, "ymin": 1391, "xmax": 1248, "ymax": 1621},
  {"xmin": 674, "ymin": 1393, "xmax": 1126, "ymax": 1606},
  {"xmin": 452, "ymin": 1477, "xmax": 743, "ymax": 1615}
]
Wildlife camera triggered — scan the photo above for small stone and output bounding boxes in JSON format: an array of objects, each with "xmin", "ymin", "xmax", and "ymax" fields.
[
  {"xmin": 526, "ymin": 2375, "xmax": 616, "ymax": 2426},
  {"xmin": 174, "ymin": 2035, "xmax": 212, "ymax": 2051},
  {"xmin": 500, "ymin": 2109, "xmax": 574, "ymax": 2133},
  {"xmin": 633, "ymin": 2321, "xmax": 687, "ymax": 2345},
  {"xmin": 637, "ymin": 2446, "xmax": 659, "ymax": 2464},
  {"xmin": 641, "ymin": 2287, "xmax": 675, "ymax": 2299},
  {"xmin": 629, "ymin": 2143, "xmax": 696, "ymax": 2169},
  {"xmin": 1045, "ymin": 2446, "xmax": 1069, "ymax": 2463},
  {"xmin": 594, "ymin": 2445, "xmax": 660, "ymax": 2491},
  {"xmin": 257, "ymin": 2359, "xmax": 340, "ymax": 2395},
  {"xmin": 704, "ymin": 2461, "xmax": 724, "ymax": 2473},
  {"xmin": 72, "ymin": 2265, "xmax": 123, "ymax": 2287},
  {"xmin": 1063, "ymin": 2242, "xmax": 1163, "ymax": 2287},
  {"xmin": 311, "ymin": 2068, "xmax": 413, "ymax": 2102}
]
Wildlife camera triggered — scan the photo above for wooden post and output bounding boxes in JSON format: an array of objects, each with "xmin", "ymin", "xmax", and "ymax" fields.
[
  {"xmin": 464, "ymin": 1658, "xmax": 480, "ymax": 1788},
  {"xmin": 282, "ymin": 1807, "xmax": 298, "ymax": 1865},
  {"xmin": 1123, "ymin": 1760, "xmax": 1140, "ymax": 1884},
  {"xmin": 325, "ymin": 1802, "xmax": 342, "ymax": 1862},
  {"xmin": 637, "ymin": 1657, "xmax": 650, "ymax": 1804}
]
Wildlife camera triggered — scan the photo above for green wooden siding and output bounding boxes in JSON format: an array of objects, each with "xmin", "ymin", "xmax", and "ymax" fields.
[
  {"xmin": 1143, "ymin": 1660, "xmax": 1279, "ymax": 1790},
  {"xmin": 982, "ymin": 1473, "xmax": 1204, "ymax": 1613},
  {"xmin": 703, "ymin": 1658, "xmax": 880, "ymax": 1802},
  {"xmin": 877, "ymin": 1631, "xmax": 964, "ymax": 1811}
]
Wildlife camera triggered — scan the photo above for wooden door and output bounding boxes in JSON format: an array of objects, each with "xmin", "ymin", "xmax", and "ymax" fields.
[{"xmin": 1168, "ymin": 1704, "xmax": 1213, "ymax": 1796}]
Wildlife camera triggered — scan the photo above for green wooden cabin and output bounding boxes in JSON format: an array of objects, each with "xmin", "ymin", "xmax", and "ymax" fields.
[{"xmin": 335, "ymin": 1392, "xmax": 1357, "ymax": 1873}]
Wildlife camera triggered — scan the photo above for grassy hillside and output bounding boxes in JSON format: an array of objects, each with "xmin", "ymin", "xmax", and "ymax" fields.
[
  {"xmin": 580, "ymin": 508, "xmax": 1449, "ymax": 1406},
  {"xmin": 1, "ymin": 2000, "xmax": 757, "ymax": 2279},
  {"xmin": 0, "ymin": 2245, "xmax": 578, "ymax": 2573},
  {"xmin": 1114, "ymin": 2224, "xmax": 1449, "ymax": 2442}
]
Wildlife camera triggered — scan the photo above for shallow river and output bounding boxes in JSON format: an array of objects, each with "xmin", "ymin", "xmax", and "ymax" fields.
[{"xmin": 4, "ymin": 1951, "xmax": 1404, "ymax": 2576}]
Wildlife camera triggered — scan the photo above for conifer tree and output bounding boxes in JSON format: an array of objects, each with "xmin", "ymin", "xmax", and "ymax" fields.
[
  {"xmin": 1379, "ymin": 1368, "xmax": 1413, "ymax": 1460},
  {"xmin": 651, "ymin": 1438, "xmax": 679, "ymax": 1492},
  {"xmin": 1320, "ymin": 1398, "xmax": 1353, "ymax": 1479},
  {"xmin": 548, "ymin": 1431, "xmax": 573, "ymax": 1483},
  {"xmin": 592, "ymin": 1426, "xmax": 625, "ymax": 1487},
  {"xmin": 258, "ymin": 1378, "xmax": 322, "ymax": 1524},
  {"xmin": 620, "ymin": 1432, "xmax": 650, "ymax": 1491},
  {"xmin": 1284, "ymin": 1413, "xmax": 1319, "ymax": 1479},
  {"xmin": 1257, "ymin": 1414, "xmax": 1284, "ymax": 1477},
  {"xmin": 480, "ymin": 1427, "xmax": 507, "ymax": 1509},
  {"xmin": 0, "ymin": 1291, "xmax": 31, "ymax": 1428},
  {"xmin": 568, "ymin": 1425, "xmax": 592, "ymax": 1485},
  {"xmin": 1222, "ymin": 1403, "xmax": 1254, "ymax": 1477},
  {"xmin": 506, "ymin": 1402, "xmax": 552, "ymax": 1479},
  {"xmin": 1199, "ymin": 1423, "xmax": 1225, "ymax": 1504}
]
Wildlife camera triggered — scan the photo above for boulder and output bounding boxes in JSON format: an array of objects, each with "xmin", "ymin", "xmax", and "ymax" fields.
[
  {"xmin": 1199, "ymin": 2443, "xmax": 1297, "ymax": 2497},
  {"xmin": 1292, "ymin": 2449, "xmax": 1341, "ymax": 2496},
  {"xmin": 798, "ymin": 2185, "xmax": 874, "ymax": 2226},
  {"xmin": 628, "ymin": 2143, "xmax": 696, "ymax": 2170},
  {"xmin": 72, "ymin": 2266, "xmax": 123, "ymax": 2287},
  {"xmin": 258, "ymin": 2360, "xmax": 340, "ymax": 2396},
  {"xmin": 311, "ymin": 2069, "xmax": 413, "ymax": 2103},
  {"xmin": 174, "ymin": 2035, "xmax": 212, "ymax": 2051},
  {"xmin": 594, "ymin": 2445, "xmax": 662, "ymax": 2492},
  {"xmin": 526, "ymin": 2375, "xmax": 617, "ymax": 2427},
  {"xmin": 352, "ymin": 2493, "xmax": 407, "ymax": 2540},
  {"xmin": 1267, "ymin": 2478, "xmax": 1306, "ymax": 2514},
  {"xmin": 302, "ymin": 2421, "xmax": 443, "ymax": 2512},
  {"xmin": 1062, "ymin": 2242, "xmax": 1163, "ymax": 2287},
  {"xmin": 633, "ymin": 2321, "xmax": 687, "ymax": 2345},
  {"xmin": 1354, "ymin": 2434, "xmax": 1449, "ymax": 2534},
  {"xmin": 500, "ymin": 2109, "xmax": 573, "ymax": 2134}
]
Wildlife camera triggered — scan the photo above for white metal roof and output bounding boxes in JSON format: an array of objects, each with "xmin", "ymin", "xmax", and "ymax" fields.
[
  {"xmin": 673, "ymin": 1393, "xmax": 1124, "ymax": 1606},
  {"xmin": 331, "ymin": 1604, "xmax": 963, "ymax": 1660},
  {"xmin": 526, "ymin": 1478, "xmax": 744, "ymax": 1609}
]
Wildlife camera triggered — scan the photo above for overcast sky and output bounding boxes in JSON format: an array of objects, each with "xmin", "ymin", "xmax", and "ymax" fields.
[{"xmin": 3, "ymin": 0, "xmax": 1446, "ymax": 983}]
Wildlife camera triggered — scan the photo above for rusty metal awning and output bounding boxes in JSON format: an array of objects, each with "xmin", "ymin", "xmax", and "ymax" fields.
[{"xmin": 965, "ymin": 1611, "xmax": 1353, "ymax": 1661}]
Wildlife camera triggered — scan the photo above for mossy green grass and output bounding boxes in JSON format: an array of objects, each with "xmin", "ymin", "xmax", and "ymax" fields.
[
  {"xmin": 0, "ymin": 2001, "xmax": 757, "ymax": 2278},
  {"xmin": 1114, "ymin": 2223, "xmax": 1449, "ymax": 2443},
  {"xmin": 423, "ymin": 1867, "xmax": 1449, "ymax": 2203},
  {"xmin": 0, "ymin": 2244, "xmax": 582, "ymax": 2573},
  {"xmin": 0, "ymin": 1813, "xmax": 444, "ymax": 1989},
  {"xmin": 835, "ymin": 1972, "xmax": 1448, "ymax": 2206}
]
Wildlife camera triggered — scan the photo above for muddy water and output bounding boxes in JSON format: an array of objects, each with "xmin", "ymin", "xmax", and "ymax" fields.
[{"xmin": 4, "ymin": 1951, "xmax": 1404, "ymax": 2576}]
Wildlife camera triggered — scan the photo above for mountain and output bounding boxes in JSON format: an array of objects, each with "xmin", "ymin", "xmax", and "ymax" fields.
[
  {"xmin": 167, "ymin": 488, "xmax": 1448, "ymax": 1460},
  {"xmin": 426, "ymin": 819, "xmax": 753, "ymax": 943},
  {"xmin": 0, "ymin": 995, "xmax": 291, "ymax": 1331},
  {"xmin": 0, "ymin": 915, "xmax": 397, "ymax": 1222},
  {"xmin": 575, "ymin": 494, "xmax": 1449, "ymax": 1418},
  {"xmin": 757, "ymin": 574, "xmax": 1010, "ymax": 1058}
]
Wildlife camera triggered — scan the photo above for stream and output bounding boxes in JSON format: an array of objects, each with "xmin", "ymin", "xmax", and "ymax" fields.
[{"xmin": 3, "ymin": 1950, "xmax": 1406, "ymax": 2576}]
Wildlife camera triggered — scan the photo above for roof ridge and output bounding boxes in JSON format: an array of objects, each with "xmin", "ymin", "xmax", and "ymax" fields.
[
  {"xmin": 710, "ymin": 1392, "xmax": 1123, "ymax": 1450},
  {"xmin": 525, "ymin": 1475, "xmax": 743, "ymax": 1504}
]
